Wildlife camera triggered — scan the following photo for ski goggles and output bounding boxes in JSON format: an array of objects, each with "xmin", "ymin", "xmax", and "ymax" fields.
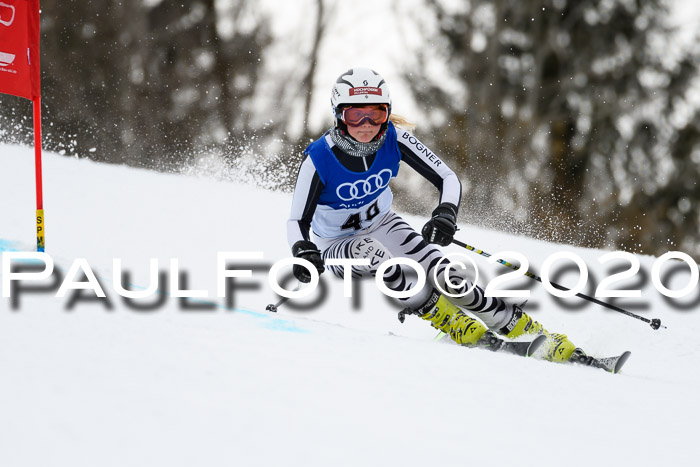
[{"xmin": 341, "ymin": 105, "xmax": 389, "ymax": 126}]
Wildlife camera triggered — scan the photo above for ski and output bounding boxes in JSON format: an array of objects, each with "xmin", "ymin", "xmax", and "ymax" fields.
[
  {"xmin": 433, "ymin": 330, "xmax": 546, "ymax": 357},
  {"xmin": 570, "ymin": 349, "xmax": 632, "ymax": 374},
  {"xmin": 468, "ymin": 331, "xmax": 547, "ymax": 358},
  {"xmin": 476, "ymin": 331, "xmax": 547, "ymax": 357}
]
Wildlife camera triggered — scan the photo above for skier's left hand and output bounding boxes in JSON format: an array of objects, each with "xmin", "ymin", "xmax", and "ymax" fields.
[{"xmin": 422, "ymin": 203, "xmax": 458, "ymax": 246}]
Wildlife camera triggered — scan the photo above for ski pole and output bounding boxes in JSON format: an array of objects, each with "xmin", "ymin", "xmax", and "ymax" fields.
[
  {"xmin": 451, "ymin": 238, "xmax": 665, "ymax": 330},
  {"xmin": 266, "ymin": 296, "xmax": 289, "ymax": 313},
  {"xmin": 266, "ymin": 283, "xmax": 303, "ymax": 313}
]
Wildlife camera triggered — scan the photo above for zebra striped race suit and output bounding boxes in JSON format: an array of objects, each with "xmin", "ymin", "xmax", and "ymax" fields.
[{"xmin": 287, "ymin": 122, "xmax": 512, "ymax": 330}]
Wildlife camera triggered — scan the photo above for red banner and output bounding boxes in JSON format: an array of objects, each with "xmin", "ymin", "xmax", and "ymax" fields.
[{"xmin": 0, "ymin": 0, "xmax": 40, "ymax": 100}]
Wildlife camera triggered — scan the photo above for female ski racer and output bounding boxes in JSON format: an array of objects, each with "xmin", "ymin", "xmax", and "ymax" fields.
[{"xmin": 287, "ymin": 67, "xmax": 580, "ymax": 362}]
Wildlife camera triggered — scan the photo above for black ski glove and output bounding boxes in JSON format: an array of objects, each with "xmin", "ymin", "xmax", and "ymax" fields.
[
  {"xmin": 422, "ymin": 203, "xmax": 458, "ymax": 247},
  {"xmin": 291, "ymin": 240, "xmax": 325, "ymax": 283}
]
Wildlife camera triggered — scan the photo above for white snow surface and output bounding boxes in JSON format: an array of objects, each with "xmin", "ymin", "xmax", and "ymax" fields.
[{"xmin": 1, "ymin": 144, "xmax": 699, "ymax": 467}]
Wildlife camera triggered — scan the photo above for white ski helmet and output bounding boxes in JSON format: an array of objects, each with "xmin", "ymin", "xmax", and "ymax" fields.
[{"xmin": 331, "ymin": 67, "xmax": 392, "ymax": 124}]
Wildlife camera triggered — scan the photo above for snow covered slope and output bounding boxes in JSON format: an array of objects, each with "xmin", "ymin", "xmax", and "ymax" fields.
[{"xmin": 1, "ymin": 145, "xmax": 698, "ymax": 467}]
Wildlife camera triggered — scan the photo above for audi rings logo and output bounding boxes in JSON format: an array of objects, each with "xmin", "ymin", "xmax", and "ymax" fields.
[{"xmin": 336, "ymin": 169, "xmax": 392, "ymax": 201}]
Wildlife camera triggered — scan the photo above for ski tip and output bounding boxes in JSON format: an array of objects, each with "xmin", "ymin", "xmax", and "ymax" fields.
[
  {"xmin": 613, "ymin": 351, "xmax": 632, "ymax": 374},
  {"xmin": 527, "ymin": 334, "xmax": 548, "ymax": 357}
]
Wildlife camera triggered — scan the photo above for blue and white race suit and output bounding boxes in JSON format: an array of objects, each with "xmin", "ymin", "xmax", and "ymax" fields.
[
  {"xmin": 304, "ymin": 122, "xmax": 400, "ymax": 239},
  {"xmin": 286, "ymin": 122, "xmax": 511, "ymax": 328}
]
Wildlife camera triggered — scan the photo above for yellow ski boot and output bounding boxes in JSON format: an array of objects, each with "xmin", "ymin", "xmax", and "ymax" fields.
[
  {"xmin": 419, "ymin": 294, "xmax": 487, "ymax": 346},
  {"xmin": 500, "ymin": 305, "xmax": 576, "ymax": 362},
  {"xmin": 397, "ymin": 292, "xmax": 547, "ymax": 357}
]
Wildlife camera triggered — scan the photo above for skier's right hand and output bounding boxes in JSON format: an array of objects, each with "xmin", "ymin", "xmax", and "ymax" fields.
[
  {"xmin": 291, "ymin": 240, "xmax": 325, "ymax": 283},
  {"xmin": 422, "ymin": 203, "xmax": 458, "ymax": 246}
]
